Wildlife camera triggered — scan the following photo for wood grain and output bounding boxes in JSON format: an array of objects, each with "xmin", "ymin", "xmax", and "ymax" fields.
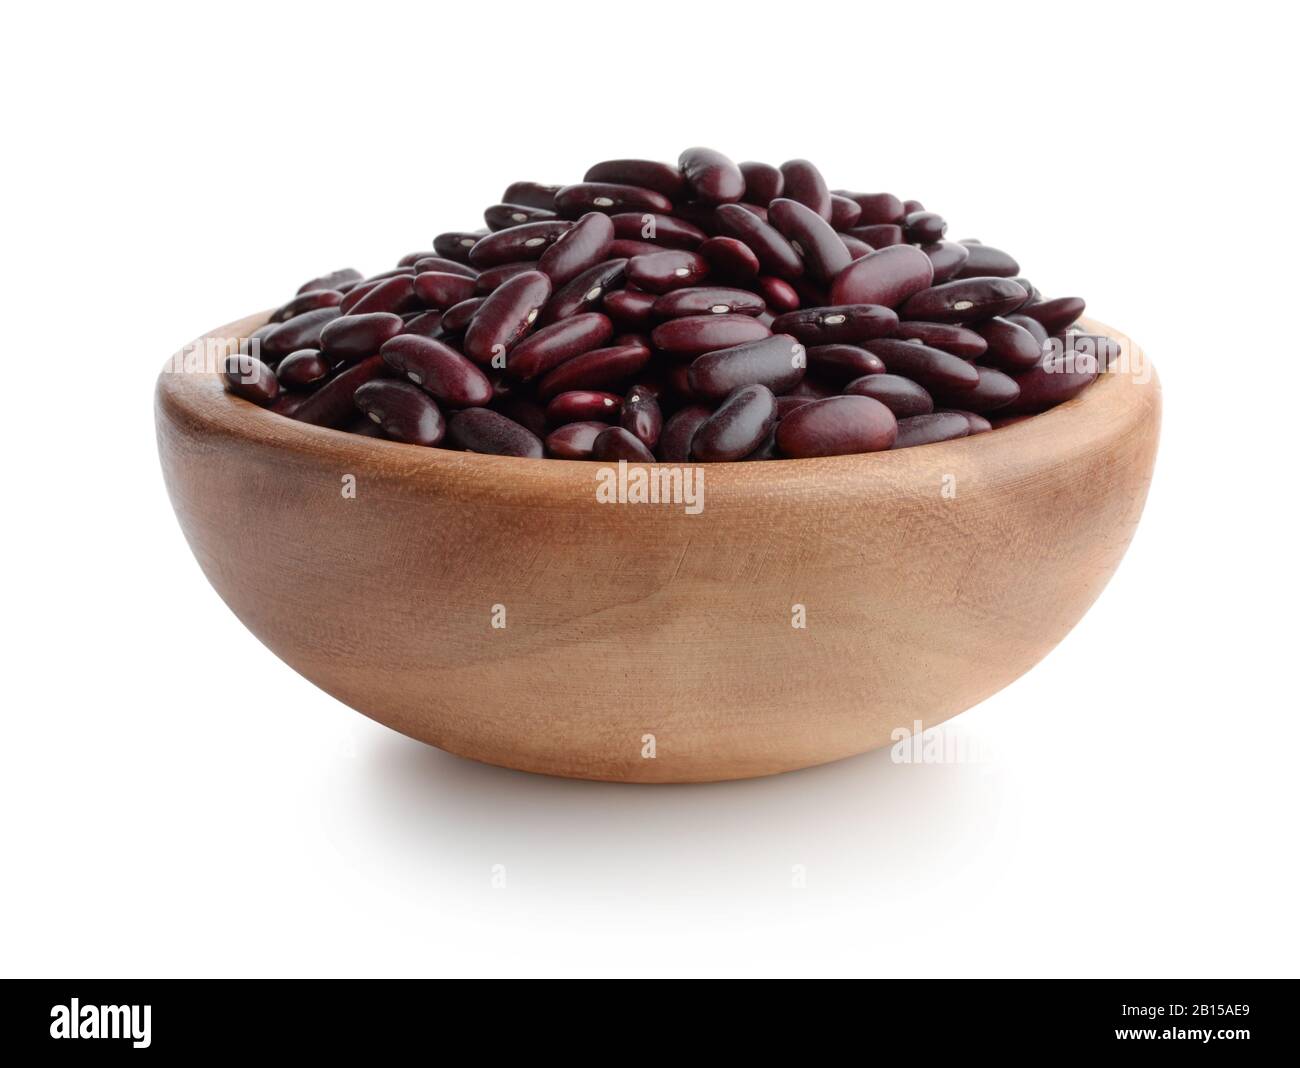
[{"xmin": 156, "ymin": 311, "xmax": 1161, "ymax": 782}]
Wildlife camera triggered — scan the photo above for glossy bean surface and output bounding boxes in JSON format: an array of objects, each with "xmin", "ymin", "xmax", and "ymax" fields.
[{"xmin": 776, "ymin": 395, "xmax": 897, "ymax": 457}]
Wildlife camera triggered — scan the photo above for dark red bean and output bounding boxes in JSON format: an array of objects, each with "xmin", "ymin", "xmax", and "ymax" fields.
[
  {"xmin": 1010, "ymin": 277, "xmax": 1040, "ymax": 304},
  {"xmin": 779, "ymin": 159, "xmax": 832, "ymax": 220},
  {"xmin": 756, "ymin": 275, "xmax": 801, "ymax": 314},
  {"xmin": 899, "ymin": 277, "xmax": 1029, "ymax": 323},
  {"xmin": 610, "ymin": 212, "xmax": 706, "ymax": 250},
  {"xmin": 446, "ymin": 407, "xmax": 543, "ymax": 458},
  {"xmin": 840, "ymin": 232, "xmax": 875, "ymax": 259},
  {"xmin": 603, "ymin": 288, "xmax": 658, "ymax": 330},
  {"xmin": 539, "ymin": 258, "xmax": 628, "ymax": 325},
  {"xmin": 651, "ymin": 313, "xmax": 772, "ymax": 357},
  {"xmin": 824, "ymin": 195, "xmax": 860, "ymax": 232},
  {"xmin": 468, "ymin": 220, "xmax": 572, "ymax": 268},
  {"xmin": 506, "ymin": 312, "xmax": 614, "ymax": 380},
  {"xmin": 554, "ymin": 182, "xmax": 674, "ymax": 217},
  {"xmin": 776, "ymin": 395, "xmax": 816, "ymax": 418},
  {"xmin": 347, "ymin": 274, "xmax": 420, "ymax": 316},
  {"xmin": 401, "ymin": 310, "xmax": 444, "ymax": 340},
  {"xmin": 698, "ymin": 236, "xmax": 761, "ymax": 281},
  {"xmin": 688, "ymin": 334, "xmax": 805, "ymax": 400},
  {"xmin": 626, "ymin": 250, "xmax": 710, "ymax": 294},
  {"xmin": 353, "ymin": 380, "xmax": 445, "ymax": 446},
  {"xmin": 863, "ymin": 338, "xmax": 981, "ymax": 391},
  {"xmin": 1058, "ymin": 332, "xmax": 1122, "ymax": 370},
  {"xmin": 846, "ymin": 223, "xmax": 905, "ymax": 247},
  {"xmin": 921, "ymin": 241, "xmax": 970, "ymax": 283},
  {"xmin": 678, "ymin": 147, "xmax": 745, "ymax": 204},
  {"xmin": 545, "ymin": 420, "xmax": 609, "ymax": 459},
  {"xmin": 904, "ymin": 211, "xmax": 947, "ymax": 243},
  {"xmin": 492, "ymin": 395, "xmax": 547, "ymax": 438},
  {"xmin": 893, "ymin": 412, "xmax": 971, "ymax": 449},
  {"xmin": 652, "ymin": 286, "xmax": 765, "ymax": 318},
  {"xmin": 902, "ymin": 199, "xmax": 925, "ymax": 214},
  {"xmin": 413, "ymin": 271, "xmax": 477, "ymax": 309},
  {"xmin": 829, "ymin": 245, "xmax": 935, "ymax": 308},
  {"xmin": 433, "ymin": 231, "xmax": 484, "ymax": 263},
  {"xmin": 895, "ymin": 321, "xmax": 988, "ymax": 358},
  {"xmin": 537, "ymin": 212, "xmax": 615, "ymax": 287},
  {"xmin": 290, "ymin": 355, "xmax": 387, "ymax": 428},
  {"xmin": 608, "ymin": 238, "xmax": 666, "ymax": 259},
  {"xmin": 767, "ymin": 197, "xmax": 851, "ymax": 284},
  {"xmin": 380, "ymin": 334, "xmax": 493, "ymax": 407},
  {"xmin": 620, "ymin": 384, "xmax": 662, "ymax": 448},
  {"xmin": 474, "ymin": 262, "xmax": 537, "ymax": 295},
  {"xmin": 320, "ymin": 312, "xmax": 405, "ymax": 363},
  {"xmin": 463, "ymin": 270, "xmax": 552, "ymax": 365},
  {"xmin": 297, "ymin": 268, "xmax": 362, "ymax": 295},
  {"xmin": 222, "ymin": 353, "xmax": 280, "ymax": 405},
  {"xmin": 1017, "ymin": 296, "xmax": 1086, "ymax": 334},
  {"xmin": 590, "ymin": 425, "xmax": 655, "ymax": 462},
  {"xmin": 692, "ymin": 384, "xmax": 778, "ymax": 461},
  {"xmin": 656, "ymin": 405, "xmax": 711, "ymax": 461},
  {"xmin": 261, "ymin": 307, "xmax": 341, "ymax": 360},
  {"xmin": 411, "ymin": 256, "xmax": 479, "ymax": 278},
  {"xmin": 270, "ymin": 289, "xmax": 342, "ymax": 323},
  {"xmin": 485, "ymin": 203, "xmax": 557, "ymax": 230},
  {"xmin": 931, "ymin": 366, "xmax": 1020, "ymax": 413},
  {"xmin": 804, "ymin": 344, "xmax": 886, "ymax": 385},
  {"xmin": 537, "ymin": 340, "xmax": 652, "ymax": 401},
  {"xmin": 441, "ymin": 298, "xmax": 483, "ymax": 334},
  {"xmin": 956, "ymin": 242, "xmax": 1021, "ymax": 278},
  {"xmin": 715, "ymin": 203, "xmax": 804, "ymax": 280},
  {"xmin": 972, "ymin": 317, "xmax": 1043, "ymax": 370},
  {"xmin": 776, "ymin": 395, "xmax": 897, "ymax": 458},
  {"xmin": 276, "ymin": 348, "xmax": 331, "ymax": 391},
  {"xmin": 501, "ymin": 181, "xmax": 561, "ymax": 211},
  {"xmin": 1005, "ymin": 313, "xmax": 1050, "ymax": 346},
  {"xmin": 737, "ymin": 161, "xmax": 784, "ymax": 205},
  {"xmin": 1004, "ymin": 351, "xmax": 1098, "ymax": 414},
  {"xmin": 843, "ymin": 373, "xmax": 934, "ymax": 417},
  {"xmin": 546, "ymin": 390, "xmax": 622, "ymax": 425},
  {"xmin": 770, "ymin": 304, "xmax": 898, "ymax": 345},
  {"xmin": 583, "ymin": 159, "xmax": 685, "ymax": 200},
  {"xmin": 839, "ymin": 192, "xmax": 905, "ymax": 225}
]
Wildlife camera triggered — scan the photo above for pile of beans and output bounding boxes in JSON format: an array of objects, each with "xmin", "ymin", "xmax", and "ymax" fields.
[{"xmin": 222, "ymin": 148, "xmax": 1117, "ymax": 460}]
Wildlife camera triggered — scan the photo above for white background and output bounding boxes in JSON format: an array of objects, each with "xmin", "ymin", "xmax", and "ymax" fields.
[{"xmin": 3, "ymin": 1, "xmax": 1297, "ymax": 977}]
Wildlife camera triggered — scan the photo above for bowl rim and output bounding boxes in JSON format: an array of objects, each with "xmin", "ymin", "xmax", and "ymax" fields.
[{"xmin": 156, "ymin": 309, "xmax": 1159, "ymax": 503}]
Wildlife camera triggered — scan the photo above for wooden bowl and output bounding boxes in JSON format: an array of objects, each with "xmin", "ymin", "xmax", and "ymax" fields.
[{"xmin": 156, "ymin": 311, "xmax": 1160, "ymax": 782}]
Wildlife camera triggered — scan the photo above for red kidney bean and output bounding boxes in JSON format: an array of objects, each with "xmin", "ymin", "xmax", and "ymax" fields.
[
  {"xmin": 506, "ymin": 312, "xmax": 614, "ymax": 380},
  {"xmin": 738, "ymin": 203, "xmax": 769, "ymax": 222},
  {"xmin": 846, "ymin": 223, "xmax": 905, "ymax": 248},
  {"xmin": 546, "ymin": 390, "xmax": 622, "ymax": 425},
  {"xmin": 715, "ymin": 203, "xmax": 804, "ymax": 280},
  {"xmin": 320, "ymin": 312, "xmax": 405, "ymax": 363},
  {"xmin": 843, "ymin": 373, "xmax": 934, "ymax": 417},
  {"xmin": 829, "ymin": 194, "xmax": 863, "ymax": 230},
  {"xmin": 290, "ymin": 355, "xmax": 387, "ymax": 428},
  {"xmin": 895, "ymin": 321, "xmax": 988, "ymax": 358},
  {"xmin": 1003, "ymin": 349, "xmax": 1098, "ymax": 414},
  {"xmin": 411, "ymin": 256, "xmax": 479, "ymax": 278},
  {"xmin": 297, "ymin": 268, "xmax": 362, "ymax": 295},
  {"xmin": 692, "ymin": 384, "xmax": 778, "ymax": 461},
  {"xmin": 893, "ymin": 412, "xmax": 971, "ymax": 449},
  {"xmin": 838, "ymin": 192, "xmax": 905, "ymax": 225},
  {"xmin": 921, "ymin": 241, "xmax": 971, "ymax": 283},
  {"xmin": 537, "ymin": 212, "xmax": 615, "ymax": 287},
  {"xmin": 433, "ymin": 231, "xmax": 484, "ymax": 263},
  {"xmin": 1017, "ymin": 295, "xmax": 1086, "ymax": 334},
  {"xmin": 678, "ymin": 147, "xmax": 745, "ymax": 204},
  {"xmin": 276, "ymin": 348, "xmax": 331, "ymax": 391},
  {"xmin": 463, "ymin": 270, "xmax": 551, "ymax": 365},
  {"xmin": 501, "ymin": 181, "xmax": 561, "ymax": 211},
  {"xmin": 440, "ymin": 297, "xmax": 483, "ymax": 334},
  {"xmin": 651, "ymin": 313, "xmax": 772, "ymax": 357},
  {"xmin": 545, "ymin": 420, "xmax": 609, "ymax": 460},
  {"xmin": 779, "ymin": 159, "xmax": 832, "ymax": 221},
  {"xmin": 899, "ymin": 277, "xmax": 1029, "ymax": 323},
  {"xmin": 539, "ymin": 258, "xmax": 628, "ymax": 325},
  {"xmin": 956, "ymin": 242, "xmax": 1020, "ymax": 278},
  {"xmin": 903, "ymin": 199, "xmax": 924, "ymax": 214},
  {"xmin": 653, "ymin": 286, "xmax": 765, "ymax": 318},
  {"xmin": 864, "ymin": 339, "xmax": 981, "ymax": 391},
  {"xmin": 348, "ymin": 274, "xmax": 421, "ymax": 316},
  {"xmin": 610, "ymin": 212, "xmax": 706, "ymax": 250},
  {"xmin": 1059, "ymin": 332, "xmax": 1122, "ymax": 370},
  {"xmin": 767, "ymin": 197, "xmax": 851, "ymax": 284},
  {"xmin": 380, "ymin": 334, "xmax": 493, "ymax": 407},
  {"xmin": 1005, "ymin": 313, "xmax": 1050, "ymax": 346},
  {"xmin": 771, "ymin": 304, "xmax": 898, "ymax": 345},
  {"xmin": 931, "ymin": 366, "xmax": 1020, "ymax": 413},
  {"xmin": 492, "ymin": 394, "xmax": 547, "ymax": 438},
  {"xmin": 222, "ymin": 353, "xmax": 280, "ymax": 405},
  {"xmin": 484, "ymin": 203, "xmax": 557, "ymax": 231},
  {"xmin": 337, "ymin": 279, "xmax": 378, "ymax": 314},
  {"xmin": 353, "ymin": 380, "xmax": 445, "ymax": 446},
  {"xmin": 904, "ymin": 211, "xmax": 947, "ymax": 243},
  {"xmin": 536, "ymin": 340, "xmax": 652, "ymax": 400},
  {"xmin": 655, "ymin": 405, "xmax": 710, "ymax": 461},
  {"xmin": 776, "ymin": 395, "xmax": 897, "ymax": 458},
  {"xmin": 270, "ymin": 289, "xmax": 343, "ymax": 323},
  {"xmin": 840, "ymin": 233, "xmax": 876, "ymax": 259},
  {"xmin": 699, "ymin": 236, "xmax": 761, "ymax": 281},
  {"xmin": 956, "ymin": 411, "xmax": 993, "ymax": 434},
  {"xmin": 401, "ymin": 310, "xmax": 444, "ymax": 339},
  {"xmin": 474, "ymin": 262, "xmax": 537, "ymax": 295},
  {"xmin": 776, "ymin": 394, "xmax": 816, "ymax": 418},
  {"xmin": 1011, "ymin": 277, "xmax": 1040, "ymax": 304},
  {"xmin": 413, "ymin": 271, "xmax": 477, "ymax": 309},
  {"xmin": 829, "ymin": 245, "xmax": 934, "ymax": 308},
  {"xmin": 468, "ymin": 220, "xmax": 572, "ymax": 268},
  {"xmin": 555, "ymin": 182, "xmax": 674, "ymax": 218},
  {"xmin": 805, "ymin": 344, "xmax": 886, "ymax": 385},
  {"xmin": 446, "ymin": 407, "xmax": 543, "ymax": 458},
  {"xmin": 603, "ymin": 288, "xmax": 658, "ymax": 330},
  {"xmin": 591, "ymin": 425, "xmax": 655, "ymax": 462},
  {"xmin": 583, "ymin": 159, "xmax": 686, "ymax": 200},
  {"xmin": 753, "ymin": 276, "xmax": 799, "ymax": 314},
  {"xmin": 688, "ymin": 334, "xmax": 805, "ymax": 400},
  {"xmin": 261, "ymin": 307, "xmax": 342, "ymax": 360},
  {"xmin": 737, "ymin": 161, "xmax": 783, "ymax": 205},
  {"xmin": 972, "ymin": 317, "xmax": 1043, "ymax": 369},
  {"xmin": 626, "ymin": 250, "xmax": 710, "ymax": 294},
  {"xmin": 620, "ymin": 384, "xmax": 662, "ymax": 448}
]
